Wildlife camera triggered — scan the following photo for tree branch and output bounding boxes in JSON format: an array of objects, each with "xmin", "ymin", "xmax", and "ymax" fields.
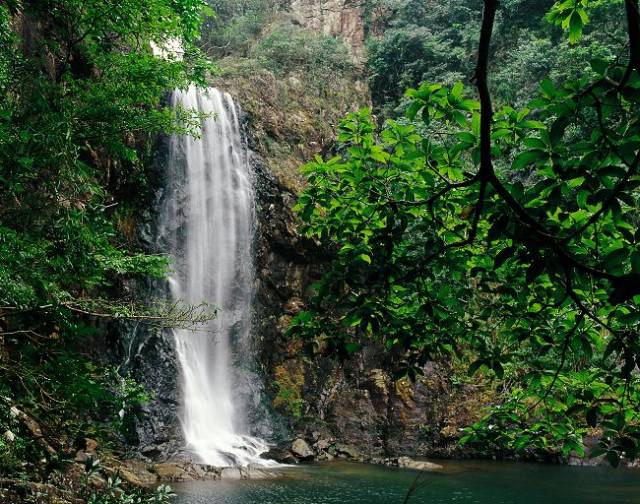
[
  {"xmin": 474, "ymin": 0, "xmax": 498, "ymax": 186},
  {"xmin": 422, "ymin": 0, "xmax": 498, "ymax": 258}
]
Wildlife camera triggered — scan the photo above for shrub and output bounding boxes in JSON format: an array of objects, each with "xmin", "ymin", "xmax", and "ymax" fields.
[
  {"xmin": 201, "ymin": 0, "xmax": 272, "ymax": 57},
  {"xmin": 250, "ymin": 20, "xmax": 354, "ymax": 78}
]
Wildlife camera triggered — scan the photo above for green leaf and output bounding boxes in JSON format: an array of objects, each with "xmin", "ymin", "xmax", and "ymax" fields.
[
  {"xmin": 451, "ymin": 81, "xmax": 464, "ymax": 99},
  {"xmin": 604, "ymin": 248, "xmax": 628, "ymax": 270},
  {"xmin": 457, "ymin": 131, "xmax": 477, "ymax": 145},
  {"xmin": 339, "ymin": 243, "xmax": 355, "ymax": 255},
  {"xmin": 459, "ymin": 99, "xmax": 480, "ymax": 111},
  {"xmin": 540, "ymin": 79, "xmax": 556, "ymax": 97},
  {"xmin": 406, "ymin": 101, "xmax": 423, "ymax": 120},
  {"xmin": 357, "ymin": 253, "xmax": 372, "ymax": 264},
  {"xmin": 343, "ymin": 313, "xmax": 362, "ymax": 327},
  {"xmin": 512, "ymin": 150, "xmax": 546, "ymax": 170},
  {"xmin": 576, "ymin": 190, "xmax": 589, "ymax": 208},
  {"xmin": 550, "ymin": 117, "xmax": 570, "ymax": 147},
  {"xmin": 568, "ymin": 11, "xmax": 583, "ymax": 44},
  {"xmin": 520, "ymin": 120, "xmax": 546, "ymax": 130},
  {"xmin": 523, "ymin": 137, "xmax": 547, "ymax": 150}
]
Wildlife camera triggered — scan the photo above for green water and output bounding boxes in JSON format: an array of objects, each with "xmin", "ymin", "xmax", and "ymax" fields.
[{"xmin": 173, "ymin": 460, "xmax": 640, "ymax": 503}]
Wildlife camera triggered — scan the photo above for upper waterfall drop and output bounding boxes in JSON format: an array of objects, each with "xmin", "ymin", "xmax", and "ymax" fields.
[{"xmin": 159, "ymin": 85, "xmax": 273, "ymax": 467}]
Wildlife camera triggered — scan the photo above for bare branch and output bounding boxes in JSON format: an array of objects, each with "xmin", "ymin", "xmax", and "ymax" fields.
[{"xmin": 60, "ymin": 299, "xmax": 217, "ymax": 330}]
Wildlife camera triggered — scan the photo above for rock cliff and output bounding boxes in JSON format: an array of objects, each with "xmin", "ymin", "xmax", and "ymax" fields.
[{"xmin": 288, "ymin": 0, "xmax": 366, "ymax": 60}]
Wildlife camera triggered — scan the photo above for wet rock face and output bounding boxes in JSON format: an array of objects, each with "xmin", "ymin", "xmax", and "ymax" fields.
[
  {"xmin": 250, "ymin": 142, "xmax": 326, "ymax": 410},
  {"xmin": 128, "ymin": 327, "xmax": 184, "ymax": 459},
  {"xmin": 326, "ymin": 386, "xmax": 387, "ymax": 456},
  {"xmin": 118, "ymin": 132, "xmax": 186, "ymax": 461}
]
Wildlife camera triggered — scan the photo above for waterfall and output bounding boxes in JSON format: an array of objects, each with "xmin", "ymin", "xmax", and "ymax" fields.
[{"xmin": 159, "ymin": 85, "xmax": 273, "ymax": 467}]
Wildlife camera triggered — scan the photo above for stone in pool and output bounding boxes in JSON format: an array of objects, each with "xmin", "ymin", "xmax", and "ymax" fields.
[{"xmin": 397, "ymin": 456, "xmax": 443, "ymax": 471}]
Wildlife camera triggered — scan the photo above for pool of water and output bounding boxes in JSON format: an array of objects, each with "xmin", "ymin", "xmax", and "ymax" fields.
[{"xmin": 173, "ymin": 460, "xmax": 640, "ymax": 503}]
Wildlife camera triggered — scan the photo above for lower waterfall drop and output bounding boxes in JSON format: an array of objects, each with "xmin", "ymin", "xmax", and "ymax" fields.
[{"xmin": 160, "ymin": 85, "xmax": 273, "ymax": 467}]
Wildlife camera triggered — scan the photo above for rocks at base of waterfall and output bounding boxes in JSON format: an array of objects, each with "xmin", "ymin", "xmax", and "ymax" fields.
[
  {"xmin": 332, "ymin": 443, "xmax": 361, "ymax": 460},
  {"xmin": 315, "ymin": 451, "xmax": 334, "ymax": 461},
  {"xmin": 397, "ymin": 456, "xmax": 443, "ymax": 471},
  {"xmin": 220, "ymin": 467, "xmax": 243, "ymax": 479},
  {"xmin": 111, "ymin": 459, "xmax": 160, "ymax": 486},
  {"xmin": 149, "ymin": 461, "xmax": 211, "ymax": 483},
  {"xmin": 256, "ymin": 434, "xmax": 442, "ymax": 468},
  {"xmin": 369, "ymin": 456, "xmax": 398, "ymax": 466},
  {"xmin": 261, "ymin": 446, "xmax": 298, "ymax": 464},
  {"xmin": 313, "ymin": 437, "xmax": 333, "ymax": 452},
  {"xmin": 291, "ymin": 438, "xmax": 314, "ymax": 460},
  {"xmin": 113, "ymin": 460, "xmax": 281, "ymax": 485},
  {"xmin": 281, "ymin": 436, "xmax": 364, "ymax": 463}
]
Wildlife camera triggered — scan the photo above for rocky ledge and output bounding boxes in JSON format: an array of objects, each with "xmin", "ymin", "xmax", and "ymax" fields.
[
  {"xmin": 107, "ymin": 459, "xmax": 280, "ymax": 486},
  {"xmin": 71, "ymin": 438, "xmax": 282, "ymax": 487},
  {"xmin": 263, "ymin": 436, "xmax": 443, "ymax": 471}
]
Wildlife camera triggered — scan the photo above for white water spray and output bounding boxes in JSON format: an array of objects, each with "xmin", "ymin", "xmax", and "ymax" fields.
[{"xmin": 160, "ymin": 86, "xmax": 273, "ymax": 467}]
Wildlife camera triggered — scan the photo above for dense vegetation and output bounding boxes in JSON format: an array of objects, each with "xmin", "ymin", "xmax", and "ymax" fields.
[
  {"xmin": 365, "ymin": 0, "xmax": 626, "ymax": 114},
  {"xmin": 203, "ymin": 0, "xmax": 353, "ymax": 78},
  {"xmin": 0, "ymin": 0, "xmax": 213, "ymax": 500},
  {"xmin": 292, "ymin": 0, "xmax": 640, "ymax": 465}
]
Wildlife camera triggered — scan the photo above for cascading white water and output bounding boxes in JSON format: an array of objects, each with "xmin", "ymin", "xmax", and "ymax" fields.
[{"xmin": 159, "ymin": 85, "xmax": 273, "ymax": 467}]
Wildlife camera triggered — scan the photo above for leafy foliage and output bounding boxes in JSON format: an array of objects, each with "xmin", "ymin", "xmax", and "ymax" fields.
[
  {"xmin": 201, "ymin": 0, "xmax": 354, "ymax": 80},
  {"xmin": 291, "ymin": 0, "xmax": 640, "ymax": 464},
  {"xmin": 201, "ymin": 0, "xmax": 274, "ymax": 57},
  {"xmin": 0, "ymin": 0, "xmax": 213, "ymax": 490},
  {"xmin": 272, "ymin": 364, "xmax": 305, "ymax": 418},
  {"xmin": 0, "ymin": 0, "xmax": 212, "ymax": 316}
]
